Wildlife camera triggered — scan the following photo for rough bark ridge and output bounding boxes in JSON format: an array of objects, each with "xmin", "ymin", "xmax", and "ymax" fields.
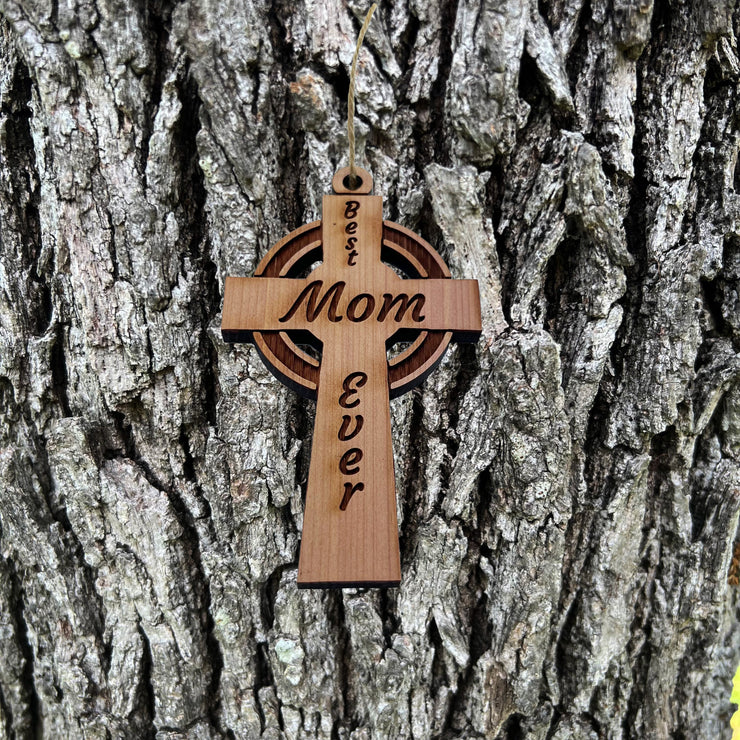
[{"xmin": 0, "ymin": 0, "xmax": 739, "ymax": 738}]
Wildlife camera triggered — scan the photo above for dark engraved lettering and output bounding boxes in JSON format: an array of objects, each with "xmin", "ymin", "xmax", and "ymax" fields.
[
  {"xmin": 347, "ymin": 294, "xmax": 374, "ymax": 321},
  {"xmin": 279, "ymin": 280, "xmax": 344, "ymax": 323},
  {"xmin": 339, "ymin": 448, "xmax": 363, "ymax": 475},
  {"xmin": 340, "ymin": 481, "xmax": 364, "ymax": 511},
  {"xmin": 347, "ymin": 250, "xmax": 358, "ymax": 266},
  {"xmin": 377, "ymin": 292, "xmax": 426, "ymax": 322},
  {"xmin": 344, "ymin": 201, "xmax": 360, "ymax": 219},
  {"xmin": 339, "ymin": 372, "xmax": 368, "ymax": 408},
  {"xmin": 338, "ymin": 414, "xmax": 364, "ymax": 441},
  {"xmin": 344, "ymin": 237, "xmax": 357, "ymax": 251},
  {"xmin": 279, "ymin": 282, "xmax": 428, "ymax": 323},
  {"xmin": 345, "ymin": 221, "xmax": 358, "ymax": 235}
]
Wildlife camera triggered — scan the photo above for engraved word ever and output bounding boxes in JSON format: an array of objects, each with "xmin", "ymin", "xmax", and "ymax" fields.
[{"xmin": 338, "ymin": 371, "xmax": 367, "ymax": 510}]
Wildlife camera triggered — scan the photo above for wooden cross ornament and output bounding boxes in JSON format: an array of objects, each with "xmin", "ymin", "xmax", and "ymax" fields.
[{"xmin": 222, "ymin": 167, "xmax": 482, "ymax": 587}]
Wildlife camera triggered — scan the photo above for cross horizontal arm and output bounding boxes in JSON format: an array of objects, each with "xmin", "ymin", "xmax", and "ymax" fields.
[
  {"xmin": 222, "ymin": 276, "xmax": 306, "ymax": 341},
  {"xmin": 393, "ymin": 279, "xmax": 481, "ymax": 339},
  {"xmin": 222, "ymin": 276, "xmax": 481, "ymax": 341}
]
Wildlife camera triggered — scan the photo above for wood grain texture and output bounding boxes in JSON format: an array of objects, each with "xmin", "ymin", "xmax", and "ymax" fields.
[
  {"xmin": 222, "ymin": 175, "xmax": 481, "ymax": 587},
  {"xmin": 221, "ymin": 275, "xmax": 480, "ymax": 336}
]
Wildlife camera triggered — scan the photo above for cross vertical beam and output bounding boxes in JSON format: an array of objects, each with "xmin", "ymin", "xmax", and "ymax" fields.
[{"xmin": 295, "ymin": 192, "xmax": 400, "ymax": 585}]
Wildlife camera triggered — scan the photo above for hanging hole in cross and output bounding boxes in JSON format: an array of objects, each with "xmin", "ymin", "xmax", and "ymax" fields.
[{"xmin": 343, "ymin": 174, "xmax": 363, "ymax": 190}]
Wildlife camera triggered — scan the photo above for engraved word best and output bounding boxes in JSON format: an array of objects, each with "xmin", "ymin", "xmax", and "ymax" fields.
[{"xmin": 222, "ymin": 167, "xmax": 482, "ymax": 588}]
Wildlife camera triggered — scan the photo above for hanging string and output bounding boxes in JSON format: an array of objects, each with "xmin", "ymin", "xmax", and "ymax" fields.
[{"xmin": 347, "ymin": 4, "xmax": 377, "ymax": 188}]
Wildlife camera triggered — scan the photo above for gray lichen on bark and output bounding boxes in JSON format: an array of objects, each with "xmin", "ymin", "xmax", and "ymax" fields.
[{"xmin": 0, "ymin": 0, "xmax": 739, "ymax": 738}]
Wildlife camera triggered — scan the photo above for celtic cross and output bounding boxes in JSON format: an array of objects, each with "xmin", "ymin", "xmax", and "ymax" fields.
[{"xmin": 222, "ymin": 167, "xmax": 481, "ymax": 587}]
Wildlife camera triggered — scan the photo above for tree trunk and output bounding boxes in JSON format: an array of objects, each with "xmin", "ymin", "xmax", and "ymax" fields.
[{"xmin": 1, "ymin": 0, "xmax": 739, "ymax": 737}]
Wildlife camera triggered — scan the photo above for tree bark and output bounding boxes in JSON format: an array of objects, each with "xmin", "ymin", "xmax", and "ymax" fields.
[{"xmin": 1, "ymin": 0, "xmax": 739, "ymax": 737}]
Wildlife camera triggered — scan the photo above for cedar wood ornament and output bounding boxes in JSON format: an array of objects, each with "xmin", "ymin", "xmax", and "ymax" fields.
[{"xmin": 221, "ymin": 166, "xmax": 482, "ymax": 587}]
